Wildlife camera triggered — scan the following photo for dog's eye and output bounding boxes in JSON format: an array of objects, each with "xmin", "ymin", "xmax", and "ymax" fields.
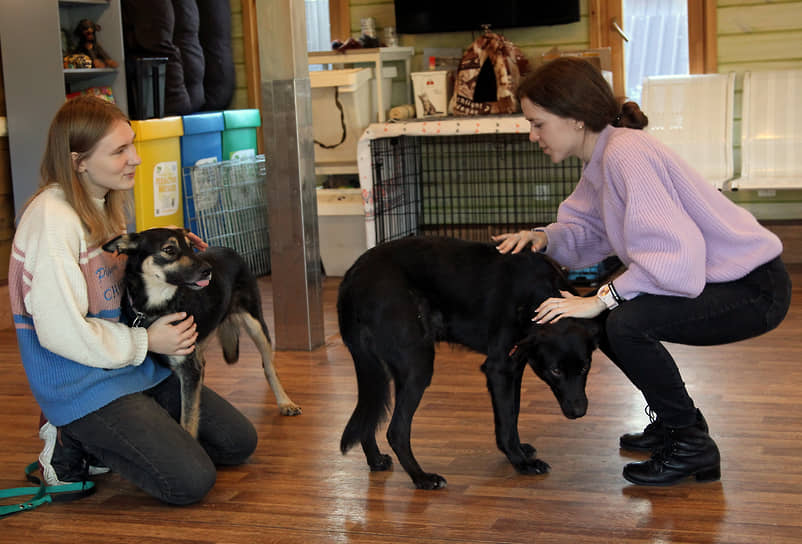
[
  {"xmin": 550, "ymin": 367, "xmax": 562, "ymax": 377},
  {"xmin": 161, "ymin": 245, "xmax": 177, "ymax": 256}
]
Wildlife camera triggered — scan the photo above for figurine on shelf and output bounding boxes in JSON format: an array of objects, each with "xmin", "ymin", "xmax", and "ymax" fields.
[
  {"xmin": 72, "ymin": 19, "xmax": 118, "ymax": 69},
  {"xmin": 63, "ymin": 54, "xmax": 93, "ymax": 69}
]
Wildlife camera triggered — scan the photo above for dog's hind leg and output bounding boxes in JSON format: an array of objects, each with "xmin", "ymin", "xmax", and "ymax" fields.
[
  {"xmin": 237, "ymin": 312, "xmax": 301, "ymax": 416},
  {"xmin": 386, "ymin": 345, "xmax": 446, "ymax": 490},
  {"xmin": 339, "ymin": 336, "xmax": 393, "ymax": 472}
]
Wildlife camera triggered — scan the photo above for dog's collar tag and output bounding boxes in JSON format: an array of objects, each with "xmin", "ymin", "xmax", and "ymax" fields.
[
  {"xmin": 126, "ymin": 291, "xmax": 147, "ymax": 328},
  {"xmin": 131, "ymin": 310, "xmax": 146, "ymax": 328}
]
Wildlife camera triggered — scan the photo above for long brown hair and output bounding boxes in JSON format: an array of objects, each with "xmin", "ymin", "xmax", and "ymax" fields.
[
  {"xmin": 516, "ymin": 57, "xmax": 648, "ymax": 132},
  {"xmin": 34, "ymin": 96, "xmax": 132, "ymax": 245}
]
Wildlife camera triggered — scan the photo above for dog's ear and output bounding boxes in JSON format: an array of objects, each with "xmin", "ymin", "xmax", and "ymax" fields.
[
  {"xmin": 508, "ymin": 329, "xmax": 542, "ymax": 365},
  {"xmin": 102, "ymin": 233, "xmax": 140, "ymax": 255}
]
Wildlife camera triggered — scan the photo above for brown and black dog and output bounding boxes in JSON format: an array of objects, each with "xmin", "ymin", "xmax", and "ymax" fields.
[
  {"xmin": 338, "ymin": 236, "xmax": 602, "ymax": 489},
  {"xmin": 103, "ymin": 228, "xmax": 300, "ymax": 437}
]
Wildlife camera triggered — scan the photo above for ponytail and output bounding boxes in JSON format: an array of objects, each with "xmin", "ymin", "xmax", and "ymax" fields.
[{"xmin": 613, "ymin": 101, "xmax": 649, "ymax": 130}]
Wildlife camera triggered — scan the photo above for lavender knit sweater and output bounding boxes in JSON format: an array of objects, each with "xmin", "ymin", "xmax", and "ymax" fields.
[{"xmin": 541, "ymin": 125, "xmax": 783, "ymax": 300}]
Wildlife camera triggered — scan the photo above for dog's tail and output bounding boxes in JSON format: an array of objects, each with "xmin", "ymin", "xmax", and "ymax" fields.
[
  {"xmin": 340, "ymin": 332, "xmax": 391, "ymax": 454},
  {"xmin": 217, "ymin": 315, "xmax": 241, "ymax": 364}
]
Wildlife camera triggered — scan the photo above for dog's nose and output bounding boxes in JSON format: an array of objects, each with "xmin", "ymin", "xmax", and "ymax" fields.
[{"xmin": 562, "ymin": 397, "xmax": 588, "ymax": 419}]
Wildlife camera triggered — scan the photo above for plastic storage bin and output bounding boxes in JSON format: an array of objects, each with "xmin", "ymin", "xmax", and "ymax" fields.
[
  {"xmin": 316, "ymin": 187, "xmax": 367, "ymax": 276},
  {"xmin": 310, "ymin": 68, "xmax": 372, "ymax": 169},
  {"xmin": 181, "ymin": 112, "xmax": 224, "ymax": 233},
  {"xmin": 222, "ymin": 109, "xmax": 261, "ymax": 160},
  {"xmin": 131, "ymin": 117, "xmax": 184, "ymax": 230}
]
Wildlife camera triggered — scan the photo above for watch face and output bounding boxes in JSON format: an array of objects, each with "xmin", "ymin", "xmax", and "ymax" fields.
[{"xmin": 598, "ymin": 284, "xmax": 617, "ymax": 309}]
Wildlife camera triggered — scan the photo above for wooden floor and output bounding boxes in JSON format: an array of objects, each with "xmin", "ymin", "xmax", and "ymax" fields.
[{"xmin": 1, "ymin": 267, "xmax": 801, "ymax": 543}]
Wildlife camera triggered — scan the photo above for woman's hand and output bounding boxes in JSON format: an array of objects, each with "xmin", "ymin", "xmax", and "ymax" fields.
[
  {"xmin": 185, "ymin": 231, "xmax": 208, "ymax": 251},
  {"xmin": 165, "ymin": 225, "xmax": 208, "ymax": 251},
  {"xmin": 492, "ymin": 230, "xmax": 547, "ymax": 254},
  {"xmin": 533, "ymin": 290, "xmax": 606, "ymax": 324},
  {"xmin": 147, "ymin": 313, "xmax": 198, "ymax": 356}
]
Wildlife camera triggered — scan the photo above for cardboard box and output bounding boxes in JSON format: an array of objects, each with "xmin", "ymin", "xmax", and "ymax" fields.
[
  {"xmin": 411, "ymin": 70, "xmax": 451, "ymax": 119},
  {"xmin": 540, "ymin": 47, "xmax": 614, "ymax": 88}
]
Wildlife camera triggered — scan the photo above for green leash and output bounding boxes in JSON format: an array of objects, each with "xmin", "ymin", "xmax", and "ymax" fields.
[{"xmin": 0, "ymin": 462, "xmax": 95, "ymax": 518}]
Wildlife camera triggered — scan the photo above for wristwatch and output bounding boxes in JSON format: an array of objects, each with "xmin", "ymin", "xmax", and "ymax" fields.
[{"xmin": 597, "ymin": 282, "xmax": 622, "ymax": 310}]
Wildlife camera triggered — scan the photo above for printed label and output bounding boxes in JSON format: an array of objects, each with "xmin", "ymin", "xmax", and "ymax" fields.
[
  {"xmin": 153, "ymin": 161, "xmax": 179, "ymax": 217},
  {"xmin": 230, "ymin": 149, "xmax": 256, "ymax": 161}
]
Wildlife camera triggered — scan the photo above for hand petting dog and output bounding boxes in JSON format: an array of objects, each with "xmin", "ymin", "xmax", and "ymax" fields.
[{"xmin": 534, "ymin": 290, "xmax": 606, "ymax": 324}]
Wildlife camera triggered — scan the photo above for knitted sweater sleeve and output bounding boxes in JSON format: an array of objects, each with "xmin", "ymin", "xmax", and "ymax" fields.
[
  {"xmin": 23, "ymin": 200, "xmax": 149, "ymax": 369},
  {"xmin": 541, "ymin": 179, "xmax": 614, "ymax": 269}
]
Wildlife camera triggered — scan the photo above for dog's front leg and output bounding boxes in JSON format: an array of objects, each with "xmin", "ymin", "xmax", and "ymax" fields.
[
  {"xmin": 169, "ymin": 351, "xmax": 205, "ymax": 438},
  {"xmin": 481, "ymin": 356, "xmax": 550, "ymax": 475}
]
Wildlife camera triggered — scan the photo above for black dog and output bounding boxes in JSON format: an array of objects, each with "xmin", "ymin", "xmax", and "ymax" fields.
[
  {"xmin": 338, "ymin": 236, "xmax": 602, "ymax": 489},
  {"xmin": 103, "ymin": 228, "xmax": 301, "ymax": 437}
]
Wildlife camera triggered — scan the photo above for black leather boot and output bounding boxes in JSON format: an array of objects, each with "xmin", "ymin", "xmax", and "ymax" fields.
[
  {"xmin": 623, "ymin": 411, "xmax": 720, "ymax": 486},
  {"xmin": 620, "ymin": 407, "xmax": 708, "ymax": 452}
]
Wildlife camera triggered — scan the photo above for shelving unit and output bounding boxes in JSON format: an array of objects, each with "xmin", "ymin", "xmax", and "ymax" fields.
[
  {"xmin": 0, "ymin": 0, "xmax": 127, "ymax": 215},
  {"xmin": 308, "ymin": 46, "xmax": 415, "ymax": 123}
]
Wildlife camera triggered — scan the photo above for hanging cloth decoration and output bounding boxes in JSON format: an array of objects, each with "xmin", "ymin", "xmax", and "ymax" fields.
[{"xmin": 449, "ymin": 29, "xmax": 531, "ymax": 116}]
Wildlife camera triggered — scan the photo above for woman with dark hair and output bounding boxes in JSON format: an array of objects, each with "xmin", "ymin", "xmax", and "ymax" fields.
[{"xmin": 493, "ymin": 57, "xmax": 791, "ymax": 486}]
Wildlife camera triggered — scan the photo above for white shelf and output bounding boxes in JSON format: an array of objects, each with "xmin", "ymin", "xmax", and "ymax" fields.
[{"xmin": 308, "ymin": 47, "xmax": 415, "ymax": 122}]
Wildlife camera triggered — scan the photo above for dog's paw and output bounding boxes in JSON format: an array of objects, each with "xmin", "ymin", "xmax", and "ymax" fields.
[
  {"xmin": 279, "ymin": 402, "xmax": 302, "ymax": 416},
  {"xmin": 521, "ymin": 443, "xmax": 537, "ymax": 458},
  {"xmin": 368, "ymin": 454, "xmax": 393, "ymax": 472},
  {"xmin": 413, "ymin": 473, "xmax": 447, "ymax": 490},
  {"xmin": 514, "ymin": 457, "xmax": 551, "ymax": 475}
]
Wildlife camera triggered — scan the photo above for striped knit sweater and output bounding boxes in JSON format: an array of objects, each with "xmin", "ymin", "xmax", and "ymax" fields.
[
  {"xmin": 541, "ymin": 125, "xmax": 783, "ymax": 300},
  {"xmin": 9, "ymin": 186, "xmax": 170, "ymax": 426}
]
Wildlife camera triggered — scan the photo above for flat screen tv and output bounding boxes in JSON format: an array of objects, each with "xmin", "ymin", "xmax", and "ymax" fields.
[{"xmin": 394, "ymin": 1, "xmax": 580, "ymax": 34}]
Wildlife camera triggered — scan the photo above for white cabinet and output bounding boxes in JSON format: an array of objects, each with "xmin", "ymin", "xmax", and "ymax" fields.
[{"xmin": 0, "ymin": 0, "xmax": 127, "ymax": 215}]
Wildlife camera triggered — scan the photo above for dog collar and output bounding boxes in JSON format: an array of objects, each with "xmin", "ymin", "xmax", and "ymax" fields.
[{"xmin": 126, "ymin": 291, "xmax": 147, "ymax": 328}]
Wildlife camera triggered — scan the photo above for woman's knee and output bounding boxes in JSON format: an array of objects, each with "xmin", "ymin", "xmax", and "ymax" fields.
[{"xmin": 156, "ymin": 454, "xmax": 217, "ymax": 505}]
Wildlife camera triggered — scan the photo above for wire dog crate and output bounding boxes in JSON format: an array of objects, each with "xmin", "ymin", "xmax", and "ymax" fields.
[
  {"xmin": 369, "ymin": 133, "xmax": 583, "ymax": 243},
  {"xmin": 368, "ymin": 133, "xmax": 620, "ymax": 285},
  {"xmin": 183, "ymin": 156, "xmax": 271, "ymax": 276}
]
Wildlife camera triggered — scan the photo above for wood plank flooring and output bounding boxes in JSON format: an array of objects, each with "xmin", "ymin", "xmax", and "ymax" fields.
[{"xmin": 0, "ymin": 267, "xmax": 800, "ymax": 543}]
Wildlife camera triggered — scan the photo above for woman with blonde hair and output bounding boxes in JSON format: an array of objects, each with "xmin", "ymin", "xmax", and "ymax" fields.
[{"xmin": 9, "ymin": 96, "xmax": 256, "ymax": 504}]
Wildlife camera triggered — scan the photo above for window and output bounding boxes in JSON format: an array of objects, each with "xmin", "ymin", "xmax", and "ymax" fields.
[
  {"xmin": 305, "ymin": 0, "xmax": 331, "ymax": 53},
  {"xmin": 591, "ymin": 0, "xmax": 716, "ymax": 100},
  {"xmin": 623, "ymin": 0, "xmax": 689, "ymax": 103}
]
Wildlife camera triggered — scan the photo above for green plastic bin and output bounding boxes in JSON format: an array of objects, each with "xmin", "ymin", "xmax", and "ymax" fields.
[{"xmin": 222, "ymin": 109, "xmax": 261, "ymax": 160}]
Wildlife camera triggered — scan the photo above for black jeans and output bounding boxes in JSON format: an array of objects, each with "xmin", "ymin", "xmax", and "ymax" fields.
[
  {"xmin": 600, "ymin": 256, "xmax": 791, "ymax": 428},
  {"xmin": 59, "ymin": 374, "xmax": 257, "ymax": 505}
]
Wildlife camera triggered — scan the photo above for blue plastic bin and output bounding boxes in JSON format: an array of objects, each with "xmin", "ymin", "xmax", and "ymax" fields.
[{"xmin": 181, "ymin": 112, "xmax": 224, "ymax": 233}]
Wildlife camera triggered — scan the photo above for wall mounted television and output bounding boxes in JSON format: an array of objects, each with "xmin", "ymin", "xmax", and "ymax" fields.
[{"xmin": 393, "ymin": 1, "xmax": 581, "ymax": 34}]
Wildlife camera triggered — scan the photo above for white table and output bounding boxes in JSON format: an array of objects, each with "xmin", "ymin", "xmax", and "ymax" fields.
[{"xmin": 308, "ymin": 46, "xmax": 415, "ymax": 123}]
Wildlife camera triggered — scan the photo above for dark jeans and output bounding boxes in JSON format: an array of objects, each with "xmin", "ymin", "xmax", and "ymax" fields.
[
  {"xmin": 59, "ymin": 374, "xmax": 257, "ymax": 505},
  {"xmin": 600, "ymin": 256, "xmax": 791, "ymax": 428}
]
